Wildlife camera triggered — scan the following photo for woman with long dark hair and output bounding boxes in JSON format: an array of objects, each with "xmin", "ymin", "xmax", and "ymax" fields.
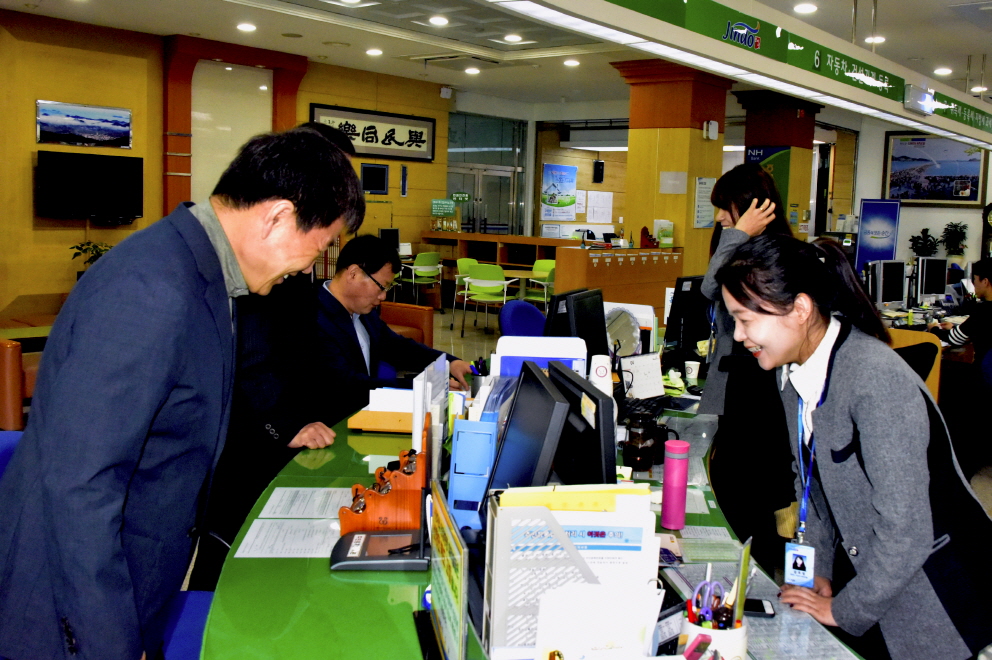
[
  {"xmin": 699, "ymin": 163, "xmax": 796, "ymax": 571},
  {"xmin": 717, "ymin": 233, "xmax": 992, "ymax": 660}
]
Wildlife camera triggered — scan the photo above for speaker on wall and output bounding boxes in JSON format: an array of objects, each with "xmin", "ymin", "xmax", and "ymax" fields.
[{"xmin": 592, "ymin": 160, "xmax": 605, "ymax": 184}]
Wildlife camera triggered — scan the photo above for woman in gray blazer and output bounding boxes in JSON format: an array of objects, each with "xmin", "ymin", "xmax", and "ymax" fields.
[
  {"xmin": 716, "ymin": 233, "xmax": 992, "ymax": 660},
  {"xmin": 699, "ymin": 163, "xmax": 796, "ymax": 571}
]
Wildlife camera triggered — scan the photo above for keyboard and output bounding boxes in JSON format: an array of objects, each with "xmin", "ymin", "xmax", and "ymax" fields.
[{"xmin": 619, "ymin": 394, "xmax": 674, "ymax": 422}]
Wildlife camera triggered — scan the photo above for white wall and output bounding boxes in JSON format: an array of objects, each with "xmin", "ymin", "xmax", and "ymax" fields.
[
  {"xmin": 191, "ymin": 61, "xmax": 272, "ymax": 202},
  {"xmin": 854, "ymin": 117, "xmax": 990, "ymax": 264}
]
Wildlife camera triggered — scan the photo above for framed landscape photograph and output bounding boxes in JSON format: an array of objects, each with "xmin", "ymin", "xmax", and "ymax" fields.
[
  {"xmin": 882, "ymin": 131, "xmax": 987, "ymax": 207},
  {"xmin": 36, "ymin": 100, "xmax": 132, "ymax": 148}
]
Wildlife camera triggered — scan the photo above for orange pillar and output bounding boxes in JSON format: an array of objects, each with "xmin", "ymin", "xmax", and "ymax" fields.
[
  {"xmin": 611, "ymin": 61, "xmax": 733, "ymax": 276},
  {"xmin": 734, "ymin": 90, "xmax": 822, "ymax": 240}
]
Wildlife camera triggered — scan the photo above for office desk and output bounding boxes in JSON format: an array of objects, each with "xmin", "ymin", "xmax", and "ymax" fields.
[{"xmin": 203, "ymin": 413, "xmax": 857, "ymax": 659}]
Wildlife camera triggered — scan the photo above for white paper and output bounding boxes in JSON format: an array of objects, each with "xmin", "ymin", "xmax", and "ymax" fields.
[
  {"xmin": 587, "ymin": 190, "xmax": 613, "ymax": 210},
  {"xmin": 620, "ymin": 352, "xmax": 665, "ymax": 399},
  {"xmin": 575, "ymin": 189, "xmax": 587, "ymax": 214},
  {"xmin": 259, "ymin": 487, "xmax": 352, "ymax": 519},
  {"xmin": 366, "ymin": 387, "xmax": 414, "ymax": 412},
  {"xmin": 679, "ymin": 524, "xmax": 733, "ymax": 540},
  {"xmin": 588, "ymin": 206, "xmax": 612, "ymax": 223},
  {"xmin": 234, "ymin": 518, "xmax": 340, "ymax": 558},
  {"xmin": 541, "ymin": 223, "xmax": 560, "ymax": 238},
  {"xmin": 664, "ymin": 287, "xmax": 675, "ymax": 325},
  {"xmin": 685, "ymin": 488, "xmax": 708, "ymax": 515},
  {"xmin": 551, "ymin": 510, "xmax": 659, "ymax": 587}
]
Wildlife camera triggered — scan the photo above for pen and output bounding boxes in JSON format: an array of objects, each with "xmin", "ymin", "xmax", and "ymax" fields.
[{"xmin": 470, "ymin": 365, "xmax": 480, "ymax": 376}]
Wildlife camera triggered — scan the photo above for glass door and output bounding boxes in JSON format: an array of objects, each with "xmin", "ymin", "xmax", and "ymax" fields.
[{"xmin": 447, "ymin": 165, "xmax": 521, "ymax": 234}]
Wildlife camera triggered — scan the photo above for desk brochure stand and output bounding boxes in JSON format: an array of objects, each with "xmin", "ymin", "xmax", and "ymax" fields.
[
  {"xmin": 428, "ymin": 479, "xmax": 471, "ymax": 660},
  {"xmin": 483, "ymin": 484, "xmax": 663, "ymax": 660}
]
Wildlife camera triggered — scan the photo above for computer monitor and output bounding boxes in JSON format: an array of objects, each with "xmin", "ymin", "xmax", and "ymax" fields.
[
  {"xmin": 916, "ymin": 257, "xmax": 948, "ymax": 298},
  {"xmin": 663, "ymin": 276, "xmax": 709, "ymax": 369},
  {"xmin": 483, "ymin": 361, "xmax": 570, "ymax": 494},
  {"xmin": 360, "ymin": 163, "xmax": 389, "ymax": 195},
  {"xmin": 378, "ymin": 228, "xmax": 400, "ymax": 252},
  {"xmin": 547, "ymin": 361, "xmax": 616, "ymax": 486},
  {"xmin": 544, "ymin": 288, "xmax": 610, "ymax": 371},
  {"xmin": 868, "ymin": 260, "xmax": 906, "ymax": 307}
]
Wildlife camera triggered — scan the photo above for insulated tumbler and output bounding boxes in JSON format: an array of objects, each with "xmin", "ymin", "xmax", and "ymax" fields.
[{"xmin": 661, "ymin": 439, "xmax": 690, "ymax": 530}]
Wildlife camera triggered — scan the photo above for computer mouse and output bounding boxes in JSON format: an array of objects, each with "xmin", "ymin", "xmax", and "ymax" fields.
[{"xmin": 687, "ymin": 385, "xmax": 704, "ymax": 396}]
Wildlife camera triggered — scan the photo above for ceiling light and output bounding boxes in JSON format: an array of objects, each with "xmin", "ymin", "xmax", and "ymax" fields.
[
  {"xmin": 237, "ymin": 23, "xmax": 256, "ymax": 32},
  {"xmin": 737, "ymin": 73, "xmax": 822, "ymax": 98},
  {"xmin": 322, "ymin": 41, "xmax": 350, "ymax": 47},
  {"xmin": 723, "ymin": 145, "xmax": 745, "ymax": 152},
  {"xmin": 564, "ymin": 59, "xmax": 580, "ymax": 66},
  {"xmin": 465, "ymin": 67, "xmax": 481, "ymax": 74},
  {"xmin": 794, "ymin": 3, "xmax": 817, "ymax": 13},
  {"xmin": 429, "ymin": 16, "xmax": 449, "ymax": 26},
  {"xmin": 864, "ymin": 35, "xmax": 885, "ymax": 44},
  {"xmin": 366, "ymin": 48, "xmax": 382, "ymax": 55},
  {"xmin": 259, "ymin": 85, "xmax": 268, "ymax": 91},
  {"xmin": 225, "ymin": 66, "xmax": 233, "ymax": 71},
  {"xmin": 630, "ymin": 42, "xmax": 747, "ymax": 76},
  {"xmin": 504, "ymin": 34, "xmax": 522, "ymax": 42},
  {"xmin": 933, "ymin": 67, "xmax": 952, "ymax": 76},
  {"xmin": 497, "ymin": 1, "xmax": 646, "ymax": 45},
  {"xmin": 340, "ymin": 0, "xmax": 362, "ymax": 3},
  {"xmin": 972, "ymin": 85, "xmax": 988, "ymax": 93}
]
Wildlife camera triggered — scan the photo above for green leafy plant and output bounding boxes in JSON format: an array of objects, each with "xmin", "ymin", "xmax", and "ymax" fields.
[
  {"xmin": 69, "ymin": 241, "xmax": 113, "ymax": 268},
  {"xmin": 940, "ymin": 222, "xmax": 968, "ymax": 256},
  {"xmin": 908, "ymin": 228, "xmax": 939, "ymax": 257}
]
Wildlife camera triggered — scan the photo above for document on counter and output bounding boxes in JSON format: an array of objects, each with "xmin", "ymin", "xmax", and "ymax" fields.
[
  {"xmin": 259, "ymin": 487, "xmax": 353, "ymax": 519},
  {"xmin": 679, "ymin": 524, "xmax": 733, "ymax": 540},
  {"xmin": 234, "ymin": 518, "xmax": 341, "ymax": 558}
]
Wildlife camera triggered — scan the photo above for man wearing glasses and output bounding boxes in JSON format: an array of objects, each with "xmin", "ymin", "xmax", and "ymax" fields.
[{"xmin": 316, "ymin": 234, "xmax": 472, "ymax": 427}]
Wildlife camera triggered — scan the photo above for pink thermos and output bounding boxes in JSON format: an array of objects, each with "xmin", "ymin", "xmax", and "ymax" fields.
[{"xmin": 661, "ymin": 439, "xmax": 690, "ymax": 530}]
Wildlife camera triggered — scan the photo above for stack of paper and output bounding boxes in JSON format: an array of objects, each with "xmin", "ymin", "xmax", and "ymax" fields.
[{"xmin": 233, "ymin": 487, "xmax": 352, "ymax": 558}]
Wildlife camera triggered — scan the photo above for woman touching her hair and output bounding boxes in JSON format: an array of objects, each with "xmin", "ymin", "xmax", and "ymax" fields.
[
  {"xmin": 717, "ymin": 233, "xmax": 992, "ymax": 660},
  {"xmin": 699, "ymin": 163, "xmax": 796, "ymax": 572}
]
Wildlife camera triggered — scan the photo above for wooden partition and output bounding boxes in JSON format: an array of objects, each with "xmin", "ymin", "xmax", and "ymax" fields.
[
  {"xmin": 555, "ymin": 247, "xmax": 684, "ymax": 320},
  {"xmin": 420, "ymin": 231, "xmax": 582, "ymax": 268}
]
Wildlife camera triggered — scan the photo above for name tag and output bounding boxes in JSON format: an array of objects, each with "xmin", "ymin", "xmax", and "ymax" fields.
[{"xmin": 784, "ymin": 542, "xmax": 815, "ymax": 588}]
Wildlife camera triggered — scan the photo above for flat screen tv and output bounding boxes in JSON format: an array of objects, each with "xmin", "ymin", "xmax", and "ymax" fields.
[
  {"xmin": 35, "ymin": 150, "xmax": 143, "ymax": 225},
  {"xmin": 361, "ymin": 163, "xmax": 389, "ymax": 195}
]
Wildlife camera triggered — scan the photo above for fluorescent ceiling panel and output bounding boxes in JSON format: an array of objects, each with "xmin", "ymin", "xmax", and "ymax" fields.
[{"xmin": 496, "ymin": 1, "xmax": 646, "ymax": 44}]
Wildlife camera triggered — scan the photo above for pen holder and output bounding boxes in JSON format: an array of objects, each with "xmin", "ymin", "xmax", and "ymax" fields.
[{"xmin": 680, "ymin": 617, "xmax": 747, "ymax": 660}]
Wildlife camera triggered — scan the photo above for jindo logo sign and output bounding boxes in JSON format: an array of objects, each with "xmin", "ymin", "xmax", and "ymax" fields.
[{"xmin": 721, "ymin": 21, "xmax": 761, "ymax": 50}]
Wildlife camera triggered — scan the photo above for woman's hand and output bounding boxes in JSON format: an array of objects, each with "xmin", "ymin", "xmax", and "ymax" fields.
[
  {"xmin": 734, "ymin": 198, "xmax": 777, "ymax": 237},
  {"xmin": 780, "ymin": 577, "xmax": 836, "ymax": 626}
]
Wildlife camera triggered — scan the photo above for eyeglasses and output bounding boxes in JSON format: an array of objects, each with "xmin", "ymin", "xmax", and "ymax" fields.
[{"xmin": 360, "ymin": 267, "xmax": 398, "ymax": 293}]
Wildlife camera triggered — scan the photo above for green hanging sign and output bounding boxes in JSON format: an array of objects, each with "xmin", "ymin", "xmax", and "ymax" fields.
[{"xmin": 450, "ymin": 192, "xmax": 471, "ymax": 202}]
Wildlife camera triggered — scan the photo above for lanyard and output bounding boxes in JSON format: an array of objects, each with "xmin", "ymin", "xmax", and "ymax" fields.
[{"xmin": 796, "ymin": 400, "xmax": 816, "ymax": 543}]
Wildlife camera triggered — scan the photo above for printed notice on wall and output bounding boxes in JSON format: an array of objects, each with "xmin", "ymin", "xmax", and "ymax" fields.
[
  {"xmin": 693, "ymin": 177, "xmax": 717, "ymax": 228},
  {"xmin": 575, "ymin": 189, "xmax": 587, "ymax": 214}
]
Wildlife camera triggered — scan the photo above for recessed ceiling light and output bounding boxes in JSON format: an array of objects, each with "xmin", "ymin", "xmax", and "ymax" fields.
[
  {"xmin": 465, "ymin": 67, "xmax": 480, "ymax": 74},
  {"xmin": 322, "ymin": 41, "xmax": 350, "ymax": 47},
  {"xmin": 794, "ymin": 3, "xmax": 817, "ymax": 14},
  {"xmin": 259, "ymin": 85, "xmax": 268, "ymax": 91},
  {"xmin": 237, "ymin": 23, "xmax": 256, "ymax": 32},
  {"xmin": 504, "ymin": 34, "xmax": 523, "ymax": 42},
  {"xmin": 864, "ymin": 35, "xmax": 885, "ymax": 44},
  {"xmin": 255, "ymin": 64, "xmax": 265, "ymax": 68},
  {"xmin": 366, "ymin": 48, "xmax": 383, "ymax": 56},
  {"xmin": 564, "ymin": 59, "xmax": 580, "ymax": 66},
  {"xmin": 934, "ymin": 67, "xmax": 952, "ymax": 76},
  {"xmin": 188, "ymin": 32, "xmax": 201, "ymax": 37},
  {"xmin": 340, "ymin": 0, "xmax": 362, "ymax": 3},
  {"xmin": 315, "ymin": 55, "xmax": 328, "ymax": 60},
  {"xmin": 212, "ymin": 58, "xmax": 223, "ymax": 62},
  {"xmin": 429, "ymin": 16, "xmax": 449, "ymax": 26},
  {"xmin": 225, "ymin": 66, "xmax": 233, "ymax": 71},
  {"xmin": 972, "ymin": 85, "xmax": 989, "ymax": 93},
  {"xmin": 282, "ymin": 33, "xmax": 303, "ymax": 38}
]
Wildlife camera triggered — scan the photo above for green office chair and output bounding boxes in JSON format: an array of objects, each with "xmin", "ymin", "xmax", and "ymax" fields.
[
  {"xmin": 397, "ymin": 252, "xmax": 441, "ymax": 306},
  {"xmin": 461, "ymin": 264, "xmax": 516, "ymax": 337},
  {"xmin": 449, "ymin": 257, "xmax": 478, "ymax": 330},
  {"xmin": 523, "ymin": 267, "xmax": 555, "ymax": 310},
  {"xmin": 529, "ymin": 259, "xmax": 556, "ymax": 283}
]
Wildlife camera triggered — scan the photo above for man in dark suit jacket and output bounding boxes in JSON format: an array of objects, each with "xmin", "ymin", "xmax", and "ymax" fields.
[
  {"xmin": 0, "ymin": 128, "xmax": 364, "ymax": 660},
  {"xmin": 316, "ymin": 235, "xmax": 472, "ymax": 426}
]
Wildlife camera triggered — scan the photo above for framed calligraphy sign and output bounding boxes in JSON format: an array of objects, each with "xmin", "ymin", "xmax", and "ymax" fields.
[{"xmin": 310, "ymin": 103, "xmax": 436, "ymax": 162}]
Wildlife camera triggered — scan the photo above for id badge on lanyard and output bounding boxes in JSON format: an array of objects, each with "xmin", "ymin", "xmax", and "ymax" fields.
[{"xmin": 785, "ymin": 399, "xmax": 816, "ymax": 588}]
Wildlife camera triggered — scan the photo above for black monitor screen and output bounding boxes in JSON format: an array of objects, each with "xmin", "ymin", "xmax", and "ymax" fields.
[
  {"xmin": 35, "ymin": 150, "xmax": 143, "ymax": 225},
  {"xmin": 361, "ymin": 163, "xmax": 389, "ymax": 195},
  {"xmin": 379, "ymin": 228, "xmax": 400, "ymax": 251},
  {"xmin": 544, "ymin": 288, "xmax": 586, "ymax": 338},
  {"xmin": 547, "ymin": 361, "xmax": 616, "ymax": 485},
  {"xmin": 879, "ymin": 261, "xmax": 905, "ymax": 304},
  {"xmin": 665, "ymin": 276, "xmax": 709, "ymax": 351},
  {"xmin": 484, "ymin": 361, "xmax": 569, "ymax": 494},
  {"xmin": 918, "ymin": 257, "xmax": 948, "ymax": 296},
  {"xmin": 568, "ymin": 289, "xmax": 610, "ymax": 366}
]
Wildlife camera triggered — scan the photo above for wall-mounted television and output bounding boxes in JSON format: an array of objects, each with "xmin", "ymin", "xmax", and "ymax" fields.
[
  {"xmin": 361, "ymin": 163, "xmax": 389, "ymax": 195},
  {"xmin": 35, "ymin": 150, "xmax": 143, "ymax": 226}
]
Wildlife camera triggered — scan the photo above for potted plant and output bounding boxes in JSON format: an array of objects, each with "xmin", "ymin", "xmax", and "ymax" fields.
[
  {"xmin": 940, "ymin": 222, "xmax": 968, "ymax": 266},
  {"xmin": 70, "ymin": 241, "xmax": 113, "ymax": 279},
  {"xmin": 908, "ymin": 228, "xmax": 939, "ymax": 258}
]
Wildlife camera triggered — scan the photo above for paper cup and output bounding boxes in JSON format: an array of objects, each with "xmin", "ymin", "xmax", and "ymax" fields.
[
  {"xmin": 684, "ymin": 361, "xmax": 700, "ymax": 383},
  {"xmin": 680, "ymin": 617, "xmax": 748, "ymax": 660}
]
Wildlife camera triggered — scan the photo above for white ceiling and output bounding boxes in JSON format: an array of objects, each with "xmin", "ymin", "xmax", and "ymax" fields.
[{"xmin": 1, "ymin": 0, "xmax": 988, "ymax": 108}]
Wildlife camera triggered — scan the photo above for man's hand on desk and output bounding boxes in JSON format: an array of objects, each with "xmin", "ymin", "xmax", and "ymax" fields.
[
  {"xmin": 449, "ymin": 359, "xmax": 472, "ymax": 391},
  {"xmin": 287, "ymin": 422, "xmax": 336, "ymax": 449},
  {"xmin": 779, "ymin": 576, "xmax": 836, "ymax": 626}
]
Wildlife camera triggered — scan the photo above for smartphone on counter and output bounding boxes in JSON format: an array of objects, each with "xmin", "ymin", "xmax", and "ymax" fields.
[{"xmin": 743, "ymin": 598, "xmax": 776, "ymax": 618}]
